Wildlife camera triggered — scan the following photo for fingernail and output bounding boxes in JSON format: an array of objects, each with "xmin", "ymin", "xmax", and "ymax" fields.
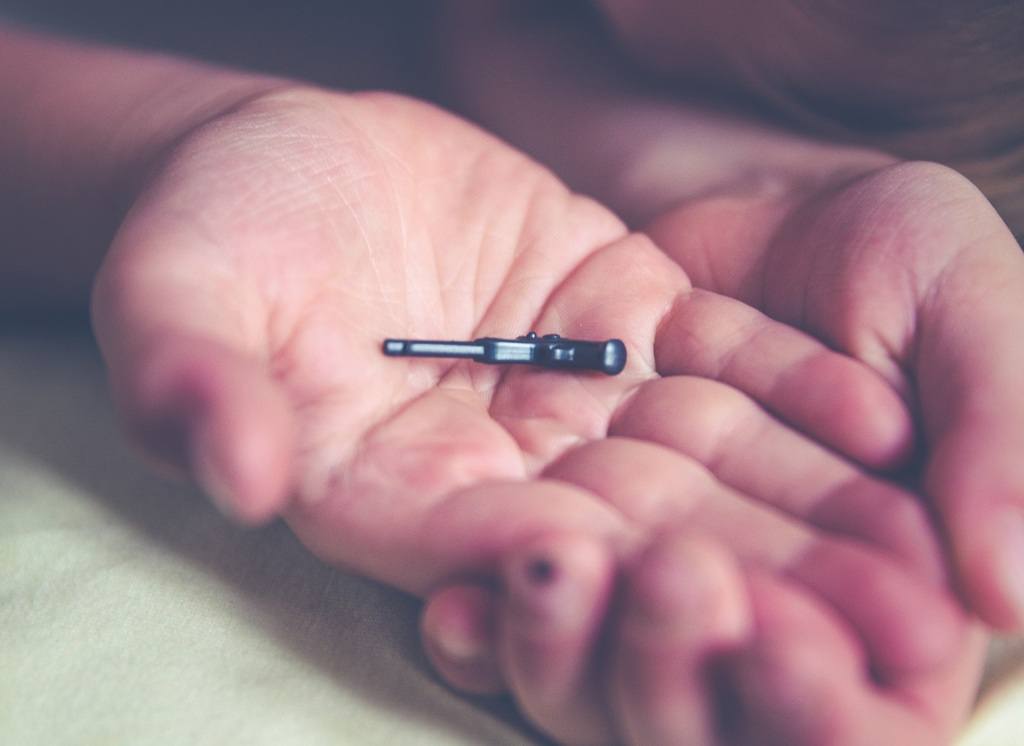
[
  {"xmin": 434, "ymin": 622, "xmax": 488, "ymax": 663},
  {"xmin": 996, "ymin": 510, "xmax": 1024, "ymax": 624}
]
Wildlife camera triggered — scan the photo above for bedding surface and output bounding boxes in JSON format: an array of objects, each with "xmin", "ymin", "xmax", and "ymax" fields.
[
  {"xmin": 0, "ymin": 332, "xmax": 535, "ymax": 745},
  {"xmin": 1, "ymin": 331, "xmax": 1021, "ymax": 745}
]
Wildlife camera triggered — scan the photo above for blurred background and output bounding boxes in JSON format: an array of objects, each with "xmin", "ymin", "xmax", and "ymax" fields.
[{"xmin": 0, "ymin": 0, "xmax": 435, "ymax": 94}]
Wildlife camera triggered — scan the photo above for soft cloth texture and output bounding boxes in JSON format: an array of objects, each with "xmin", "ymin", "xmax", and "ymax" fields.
[
  {"xmin": 0, "ymin": 332, "xmax": 532, "ymax": 745},
  {"xmin": 1, "ymin": 331, "xmax": 1021, "ymax": 745}
]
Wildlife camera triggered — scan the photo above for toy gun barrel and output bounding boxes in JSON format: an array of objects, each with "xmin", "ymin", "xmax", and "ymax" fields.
[
  {"xmin": 382, "ymin": 333, "xmax": 626, "ymax": 375},
  {"xmin": 382, "ymin": 340, "xmax": 486, "ymax": 359}
]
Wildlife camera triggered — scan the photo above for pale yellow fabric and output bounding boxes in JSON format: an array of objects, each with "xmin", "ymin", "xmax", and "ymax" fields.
[
  {"xmin": 1, "ymin": 332, "xmax": 1022, "ymax": 745},
  {"xmin": 960, "ymin": 638, "xmax": 1024, "ymax": 746},
  {"xmin": 0, "ymin": 333, "xmax": 535, "ymax": 745}
]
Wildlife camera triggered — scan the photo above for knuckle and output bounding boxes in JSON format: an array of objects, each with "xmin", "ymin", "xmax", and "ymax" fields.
[{"xmin": 612, "ymin": 376, "xmax": 753, "ymax": 460}]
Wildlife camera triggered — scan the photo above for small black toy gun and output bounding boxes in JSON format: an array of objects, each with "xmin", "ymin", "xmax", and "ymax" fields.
[{"xmin": 383, "ymin": 332, "xmax": 626, "ymax": 375}]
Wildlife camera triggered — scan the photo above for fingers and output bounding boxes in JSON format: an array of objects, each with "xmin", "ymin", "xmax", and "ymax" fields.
[
  {"xmin": 608, "ymin": 377, "xmax": 945, "ymax": 582},
  {"xmin": 544, "ymin": 436, "xmax": 811, "ymax": 565},
  {"xmin": 546, "ymin": 437, "xmax": 966, "ymax": 679},
  {"xmin": 655, "ymin": 288, "xmax": 914, "ymax": 470},
  {"xmin": 609, "ymin": 376, "xmax": 858, "ymax": 516},
  {"xmin": 913, "ymin": 216, "xmax": 1024, "ymax": 629},
  {"xmin": 496, "ymin": 533, "xmax": 618, "ymax": 745},
  {"xmin": 487, "ymin": 233, "xmax": 685, "ymax": 469},
  {"xmin": 422, "ymin": 532, "xmax": 977, "ymax": 746},
  {"xmin": 612, "ymin": 546, "xmax": 957, "ymax": 746},
  {"xmin": 434, "ymin": 531, "xmax": 754, "ymax": 746},
  {"xmin": 721, "ymin": 571, "xmax": 952, "ymax": 746},
  {"xmin": 785, "ymin": 540, "xmax": 965, "ymax": 679},
  {"xmin": 291, "ymin": 471, "xmax": 631, "ymax": 596},
  {"xmin": 649, "ymin": 161, "xmax": 1024, "ymax": 631},
  {"xmin": 723, "ymin": 572, "xmax": 871, "ymax": 745},
  {"xmin": 611, "ymin": 534, "xmax": 752, "ymax": 746},
  {"xmin": 421, "ymin": 584, "xmax": 505, "ymax": 695}
]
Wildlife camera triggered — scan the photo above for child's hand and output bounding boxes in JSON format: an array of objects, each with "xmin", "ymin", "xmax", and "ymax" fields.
[
  {"xmin": 593, "ymin": 0, "xmax": 1024, "ymax": 629},
  {"xmin": 91, "ymin": 84, "xmax": 908, "ymax": 585},
  {"xmin": 443, "ymin": 0, "xmax": 1024, "ymax": 632},
  {"xmin": 414, "ymin": 161, "xmax": 992, "ymax": 738},
  {"xmin": 425, "ymin": 3, "xmax": 1018, "ymax": 741},
  {"xmin": 90, "ymin": 86, "xmax": 970, "ymax": 744},
  {"xmin": 423, "ymin": 446, "xmax": 983, "ymax": 745},
  {"xmin": 3, "ymin": 18, "xmax": 994, "ymax": 746},
  {"xmin": 647, "ymin": 160, "xmax": 1024, "ymax": 632}
]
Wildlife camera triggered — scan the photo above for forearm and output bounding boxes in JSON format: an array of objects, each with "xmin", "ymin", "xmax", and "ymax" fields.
[{"xmin": 0, "ymin": 24, "xmax": 284, "ymax": 314}]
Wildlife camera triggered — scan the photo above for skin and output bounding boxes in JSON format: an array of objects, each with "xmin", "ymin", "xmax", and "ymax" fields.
[
  {"xmin": 90, "ymin": 85, "xmax": 983, "ymax": 744},
  {"xmin": 595, "ymin": 0, "xmax": 1024, "ymax": 634},
  {"xmin": 421, "ymin": 1, "xmax": 1024, "ymax": 741},
  {"xmin": 1, "ymin": 5, "xmax": 1018, "ymax": 743}
]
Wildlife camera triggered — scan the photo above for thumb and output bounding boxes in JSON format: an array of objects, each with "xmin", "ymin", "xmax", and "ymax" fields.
[
  {"xmin": 916, "ymin": 227, "xmax": 1024, "ymax": 630},
  {"xmin": 92, "ymin": 244, "xmax": 295, "ymax": 525}
]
